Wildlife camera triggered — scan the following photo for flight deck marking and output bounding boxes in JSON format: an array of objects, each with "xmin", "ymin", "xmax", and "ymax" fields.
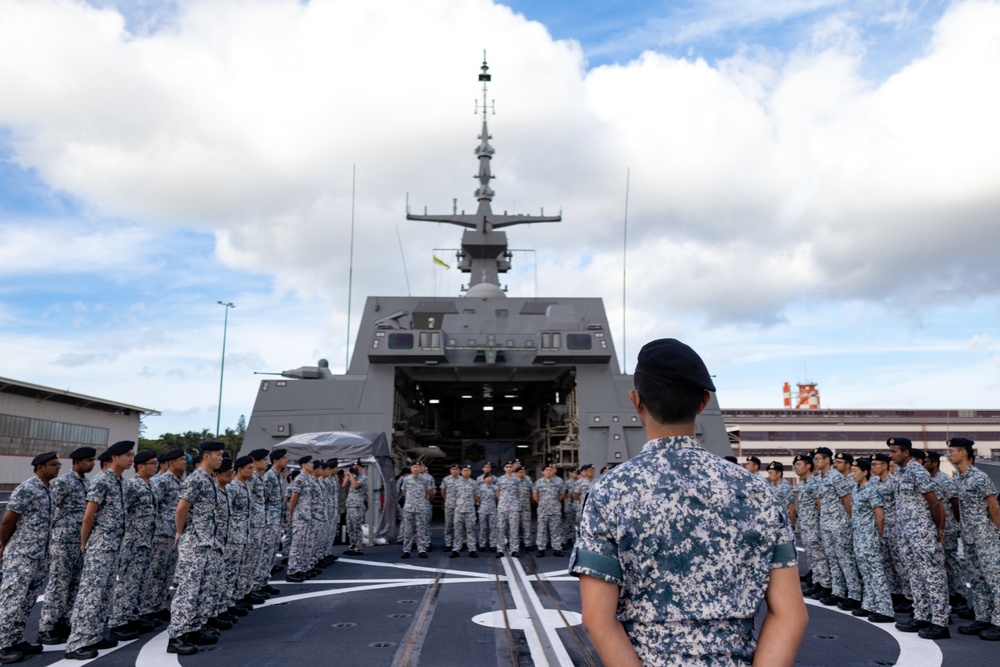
[{"xmin": 804, "ymin": 599, "xmax": 942, "ymax": 667}]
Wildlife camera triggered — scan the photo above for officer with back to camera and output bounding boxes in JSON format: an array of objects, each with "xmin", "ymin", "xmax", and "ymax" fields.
[{"xmin": 571, "ymin": 338, "xmax": 806, "ymax": 667}]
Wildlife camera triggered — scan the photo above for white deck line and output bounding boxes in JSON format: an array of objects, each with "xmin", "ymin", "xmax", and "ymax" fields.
[
  {"xmin": 512, "ymin": 557, "xmax": 576, "ymax": 667},
  {"xmin": 500, "ymin": 555, "xmax": 552, "ymax": 666}
]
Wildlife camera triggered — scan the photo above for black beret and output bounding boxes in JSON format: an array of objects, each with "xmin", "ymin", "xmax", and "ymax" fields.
[
  {"xmin": 192, "ymin": 454, "xmax": 202, "ymax": 465},
  {"xmin": 298, "ymin": 455, "xmax": 312, "ymax": 465},
  {"xmin": 635, "ymin": 338, "xmax": 716, "ymax": 392},
  {"xmin": 107, "ymin": 441, "xmax": 135, "ymax": 456},
  {"xmin": 579, "ymin": 463, "xmax": 594, "ymax": 472},
  {"xmin": 925, "ymin": 451, "xmax": 942, "ymax": 462},
  {"xmin": 450, "ymin": 463, "xmax": 460, "ymax": 469},
  {"xmin": 158, "ymin": 448, "xmax": 185, "ymax": 463},
  {"xmin": 948, "ymin": 437, "xmax": 975, "ymax": 448},
  {"xmin": 887, "ymin": 437, "xmax": 912, "ymax": 450},
  {"xmin": 745, "ymin": 456, "xmax": 761, "ymax": 466},
  {"xmin": 269, "ymin": 448, "xmax": 288, "ymax": 461},
  {"xmin": 235, "ymin": 455, "xmax": 254, "ymax": 469},
  {"xmin": 812, "ymin": 447, "xmax": 833, "ymax": 458},
  {"xmin": 217, "ymin": 458, "xmax": 234, "ymax": 473},
  {"xmin": 834, "ymin": 452, "xmax": 853, "ymax": 463},
  {"xmin": 328, "ymin": 458, "xmax": 339, "ymax": 468},
  {"xmin": 766, "ymin": 461, "xmax": 784, "ymax": 472},
  {"xmin": 792, "ymin": 454, "xmax": 813, "ymax": 464},
  {"xmin": 70, "ymin": 447, "xmax": 97, "ymax": 460},
  {"xmin": 32, "ymin": 452, "xmax": 58, "ymax": 466},
  {"xmin": 249, "ymin": 449, "xmax": 269, "ymax": 461},
  {"xmin": 854, "ymin": 458, "xmax": 871, "ymax": 472},
  {"xmin": 911, "ymin": 450, "xmax": 926, "ymax": 461},
  {"xmin": 98, "ymin": 450, "xmax": 112, "ymax": 463},
  {"xmin": 199, "ymin": 441, "xmax": 225, "ymax": 452},
  {"xmin": 461, "ymin": 463, "xmax": 472, "ymax": 469},
  {"xmin": 134, "ymin": 450, "xmax": 157, "ymax": 464},
  {"xmin": 320, "ymin": 461, "xmax": 332, "ymax": 469},
  {"xmin": 723, "ymin": 456, "xmax": 738, "ymax": 463},
  {"xmin": 872, "ymin": 453, "xmax": 891, "ymax": 463}
]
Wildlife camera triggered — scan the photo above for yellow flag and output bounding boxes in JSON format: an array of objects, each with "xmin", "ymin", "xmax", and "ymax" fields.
[{"xmin": 433, "ymin": 255, "xmax": 450, "ymax": 269}]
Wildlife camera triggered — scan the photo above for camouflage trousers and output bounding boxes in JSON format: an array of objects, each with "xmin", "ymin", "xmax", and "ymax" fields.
[
  {"xmin": 139, "ymin": 535, "xmax": 177, "ymax": 616},
  {"xmin": 478, "ymin": 511, "xmax": 498, "ymax": 550},
  {"xmin": 452, "ymin": 512, "xmax": 476, "ymax": 551},
  {"xmin": 567, "ymin": 501, "xmax": 581, "ymax": 540},
  {"xmin": 203, "ymin": 547, "xmax": 226, "ymax": 620},
  {"xmin": 347, "ymin": 507, "xmax": 365, "ymax": 550},
  {"xmin": 401, "ymin": 509, "xmax": 429, "ymax": 553},
  {"xmin": 820, "ymin": 524, "xmax": 863, "ymax": 601},
  {"xmin": 0, "ymin": 553, "xmax": 47, "ymax": 649},
  {"xmin": 497, "ymin": 508, "xmax": 520, "ymax": 554},
  {"xmin": 443, "ymin": 502, "xmax": 456, "ymax": 548},
  {"xmin": 535, "ymin": 509, "xmax": 563, "ymax": 550},
  {"xmin": 67, "ymin": 548, "xmax": 120, "ymax": 651},
  {"xmin": 964, "ymin": 526, "xmax": 1000, "ymax": 626},
  {"xmin": 223, "ymin": 541, "xmax": 248, "ymax": 612},
  {"xmin": 883, "ymin": 519, "xmax": 910, "ymax": 596},
  {"xmin": 242, "ymin": 528, "xmax": 263, "ymax": 596},
  {"xmin": 39, "ymin": 542, "xmax": 83, "ymax": 632},
  {"xmin": 420, "ymin": 505, "xmax": 431, "ymax": 550},
  {"xmin": 896, "ymin": 522, "xmax": 950, "ymax": 626},
  {"xmin": 168, "ymin": 544, "xmax": 213, "ymax": 638},
  {"xmin": 288, "ymin": 518, "xmax": 313, "ymax": 574},
  {"xmin": 799, "ymin": 520, "xmax": 830, "ymax": 588},
  {"xmin": 520, "ymin": 506, "xmax": 532, "ymax": 547},
  {"xmin": 941, "ymin": 529, "xmax": 964, "ymax": 597},
  {"xmin": 258, "ymin": 525, "xmax": 281, "ymax": 586},
  {"xmin": 853, "ymin": 531, "xmax": 893, "ymax": 617},
  {"xmin": 623, "ymin": 617, "xmax": 755, "ymax": 667},
  {"xmin": 108, "ymin": 543, "xmax": 151, "ymax": 627}
]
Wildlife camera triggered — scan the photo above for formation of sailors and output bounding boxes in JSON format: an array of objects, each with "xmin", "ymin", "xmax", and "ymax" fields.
[
  {"xmin": 753, "ymin": 436, "xmax": 1000, "ymax": 642},
  {"xmin": 397, "ymin": 459, "xmax": 600, "ymax": 559},
  {"xmin": 0, "ymin": 440, "xmax": 368, "ymax": 663}
]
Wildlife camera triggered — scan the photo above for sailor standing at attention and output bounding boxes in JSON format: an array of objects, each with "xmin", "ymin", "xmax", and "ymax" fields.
[
  {"xmin": 286, "ymin": 456, "xmax": 317, "ymax": 582},
  {"xmin": 65, "ymin": 440, "xmax": 138, "ymax": 660},
  {"xmin": 344, "ymin": 461, "xmax": 369, "ymax": 556},
  {"xmin": 261, "ymin": 449, "xmax": 287, "ymax": 581},
  {"xmin": 139, "ymin": 448, "xmax": 185, "ymax": 626},
  {"xmin": 0, "ymin": 452, "xmax": 60, "ymax": 664},
  {"xmin": 571, "ymin": 339, "xmax": 806, "ymax": 666},
  {"xmin": 440, "ymin": 464, "xmax": 461, "ymax": 552},
  {"xmin": 38, "ymin": 447, "xmax": 95, "ymax": 646}
]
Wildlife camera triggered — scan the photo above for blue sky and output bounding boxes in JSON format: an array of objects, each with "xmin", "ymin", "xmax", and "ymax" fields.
[{"xmin": 1, "ymin": 0, "xmax": 999, "ymax": 438}]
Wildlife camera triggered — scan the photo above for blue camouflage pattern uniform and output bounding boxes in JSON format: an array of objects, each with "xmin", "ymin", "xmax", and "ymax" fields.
[
  {"xmin": 895, "ymin": 459, "xmax": 950, "ymax": 626},
  {"xmin": 328, "ymin": 472, "xmax": 340, "ymax": 548},
  {"xmin": 206, "ymin": 480, "xmax": 229, "ymax": 619},
  {"xmin": 769, "ymin": 479, "xmax": 794, "ymax": 517},
  {"xmin": 571, "ymin": 437, "xmax": 797, "ymax": 666},
  {"xmin": 566, "ymin": 477, "xmax": 580, "ymax": 541},
  {"xmin": 872, "ymin": 473, "xmax": 909, "ymax": 597},
  {"xmin": 451, "ymin": 477, "xmax": 478, "ymax": 551},
  {"xmin": 39, "ymin": 471, "xmax": 88, "ymax": 633},
  {"xmin": 244, "ymin": 471, "xmax": 266, "ymax": 596},
  {"xmin": 288, "ymin": 474, "xmax": 315, "ymax": 574},
  {"xmin": 140, "ymin": 470, "xmax": 182, "ymax": 617},
  {"xmin": 0, "ymin": 476, "xmax": 52, "ymax": 650},
  {"xmin": 477, "ymin": 480, "xmax": 498, "ymax": 550},
  {"xmin": 440, "ymin": 474, "xmax": 460, "ymax": 550},
  {"xmin": 534, "ymin": 476, "xmax": 566, "ymax": 551},
  {"xmin": 261, "ymin": 467, "xmax": 284, "ymax": 582},
  {"xmin": 496, "ymin": 474, "xmax": 521, "ymax": 554},
  {"xmin": 224, "ymin": 478, "xmax": 250, "ymax": 612},
  {"xmin": 851, "ymin": 480, "xmax": 893, "ymax": 617},
  {"xmin": 309, "ymin": 473, "xmax": 326, "ymax": 566},
  {"xmin": 817, "ymin": 469, "xmax": 863, "ymax": 601},
  {"xmin": 419, "ymin": 472, "xmax": 434, "ymax": 551},
  {"xmin": 955, "ymin": 466, "xmax": 1000, "ymax": 627},
  {"xmin": 400, "ymin": 475, "xmax": 429, "ymax": 553},
  {"xmin": 518, "ymin": 475, "xmax": 534, "ymax": 549},
  {"xmin": 930, "ymin": 470, "xmax": 964, "ymax": 598},
  {"xmin": 168, "ymin": 468, "xmax": 219, "ymax": 639},
  {"xmin": 67, "ymin": 469, "xmax": 126, "ymax": 652},
  {"xmin": 795, "ymin": 474, "xmax": 830, "ymax": 590},
  {"xmin": 347, "ymin": 473, "xmax": 368, "ymax": 551},
  {"xmin": 108, "ymin": 475, "xmax": 157, "ymax": 628}
]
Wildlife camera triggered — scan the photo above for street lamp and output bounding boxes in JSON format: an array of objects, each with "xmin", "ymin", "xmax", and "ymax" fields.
[{"xmin": 216, "ymin": 301, "xmax": 235, "ymax": 437}]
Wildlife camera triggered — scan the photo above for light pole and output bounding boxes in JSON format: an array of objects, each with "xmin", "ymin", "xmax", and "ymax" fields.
[{"xmin": 216, "ymin": 301, "xmax": 235, "ymax": 437}]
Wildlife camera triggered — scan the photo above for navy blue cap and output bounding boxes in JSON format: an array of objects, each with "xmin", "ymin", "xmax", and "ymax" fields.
[
  {"xmin": 793, "ymin": 454, "xmax": 813, "ymax": 464},
  {"xmin": 134, "ymin": 450, "xmax": 157, "ymax": 465},
  {"xmin": 249, "ymin": 449, "xmax": 269, "ymax": 461},
  {"xmin": 298, "ymin": 455, "xmax": 312, "ymax": 465},
  {"xmin": 107, "ymin": 441, "xmax": 135, "ymax": 457},
  {"xmin": 217, "ymin": 458, "xmax": 234, "ymax": 473},
  {"xmin": 812, "ymin": 447, "xmax": 833, "ymax": 458},
  {"xmin": 853, "ymin": 458, "xmax": 871, "ymax": 472},
  {"xmin": 887, "ymin": 437, "xmax": 912, "ymax": 450},
  {"xmin": 70, "ymin": 447, "xmax": 97, "ymax": 460},
  {"xmin": 199, "ymin": 441, "xmax": 225, "ymax": 452},
  {"xmin": 158, "ymin": 448, "xmax": 185, "ymax": 463},
  {"xmin": 579, "ymin": 463, "xmax": 593, "ymax": 472},
  {"xmin": 32, "ymin": 452, "xmax": 58, "ymax": 466},
  {"xmin": 766, "ymin": 461, "xmax": 783, "ymax": 472},
  {"xmin": 948, "ymin": 437, "xmax": 974, "ymax": 448},
  {"xmin": 925, "ymin": 451, "xmax": 942, "ymax": 462},
  {"xmin": 235, "ymin": 455, "xmax": 254, "ymax": 469},
  {"xmin": 834, "ymin": 452, "xmax": 853, "ymax": 464},
  {"xmin": 270, "ymin": 448, "xmax": 288, "ymax": 461},
  {"xmin": 873, "ymin": 453, "xmax": 891, "ymax": 463},
  {"xmin": 635, "ymin": 338, "xmax": 715, "ymax": 392},
  {"xmin": 98, "ymin": 450, "xmax": 112, "ymax": 463},
  {"xmin": 745, "ymin": 456, "xmax": 761, "ymax": 466},
  {"xmin": 327, "ymin": 458, "xmax": 339, "ymax": 468},
  {"xmin": 723, "ymin": 455, "xmax": 738, "ymax": 463},
  {"xmin": 911, "ymin": 450, "xmax": 926, "ymax": 461}
]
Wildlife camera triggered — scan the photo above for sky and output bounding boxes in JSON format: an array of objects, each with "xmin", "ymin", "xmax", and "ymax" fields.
[{"xmin": 1, "ymin": 0, "xmax": 999, "ymax": 438}]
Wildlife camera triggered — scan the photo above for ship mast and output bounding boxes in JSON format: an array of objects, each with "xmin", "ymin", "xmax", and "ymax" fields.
[{"xmin": 407, "ymin": 53, "xmax": 561, "ymax": 294}]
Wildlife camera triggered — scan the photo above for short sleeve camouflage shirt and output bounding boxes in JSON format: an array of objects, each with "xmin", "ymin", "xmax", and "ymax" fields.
[
  {"xmin": 86, "ymin": 469, "xmax": 126, "ymax": 551},
  {"xmin": 4, "ymin": 476, "xmax": 52, "ymax": 558}
]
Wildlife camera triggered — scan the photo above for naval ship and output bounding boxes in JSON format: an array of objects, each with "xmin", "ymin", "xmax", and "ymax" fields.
[{"xmin": 20, "ymin": 60, "xmax": 988, "ymax": 667}]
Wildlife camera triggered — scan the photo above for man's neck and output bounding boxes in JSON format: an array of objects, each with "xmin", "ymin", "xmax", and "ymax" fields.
[{"xmin": 956, "ymin": 459, "xmax": 972, "ymax": 473}]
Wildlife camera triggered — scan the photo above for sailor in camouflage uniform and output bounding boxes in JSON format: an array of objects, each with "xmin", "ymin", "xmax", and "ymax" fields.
[
  {"xmin": 245, "ymin": 449, "xmax": 269, "ymax": 597},
  {"xmin": 515, "ymin": 466, "xmax": 534, "ymax": 550},
  {"xmin": 418, "ymin": 463, "xmax": 435, "ymax": 552},
  {"xmin": 565, "ymin": 468, "xmax": 580, "ymax": 542},
  {"xmin": 449, "ymin": 465, "xmax": 479, "ymax": 557},
  {"xmin": 848, "ymin": 459, "xmax": 894, "ymax": 622},
  {"xmin": 948, "ymin": 437, "xmax": 1000, "ymax": 640},
  {"xmin": 166, "ymin": 441, "xmax": 226, "ymax": 656},
  {"xmin": 224, "ymin": 457, "xmax": 253, "ymax": 617},
  {"xmin": 66, "ymin": 441, "xmax": 137, "ymax": 660},
  {"xmin": 923, "ymin": 451, "xmax": 967, "ymax": 610},
  {"xmin": 870, "ymin": 452, "xmax": 911, "ymax": 608},
  {"xmin": 0, "ymin": 452, "xmax": 60, "ymax": 663},
  {"xmin": 477, "ymin": 474, "xmax": 498, "ymax": 551},
  {"xmin": 38, "ymin": 447, "xmax": 95, "ymax": 645},
  {"xmin": 888, "ymin": 437, "xmax": 951, "ymax": 639},
  {"xmin": 326, "ymin": 459, "xmax": 340, "ymax": 554},
  {"xmin": 108, "ymin": 450, "xmax": 159, "ymax": 635},
  {"xmin": 533, "ymin": 464, "xmax": 566, "ymax": 557},
  {"xmin": 139, "ymin": 448, "xmax": 185, "ymax": 624},
  {"xmin": 793, "ymin": 454, "xmax": 831, "ymax": 599},
  {"xmin": 812, "ymin": 447, "xmax": 863, "ymax": 610},
  {"xmin": 205, "ymin": 458, "xmax": 235, "ymax": 628},
  {"xmin": 765, "ymin": 462, "xmax": 794, "ymax": 520},
  {"xmin": 573, "ymin": 464, "xmax": 594, "ymax": 518},
  {"xmin": 440, "ymin": 464, "xmax": 460, "ymax": 551},
  {"xmin": 261, "ymin": 448, "xmax": 287, "ymax": 581},
  {"xmin": 571, "ymin": 339, "xmax": 805, "ymax": 666},
  {"xmin": 496, "ymin": 462, "xmax": 521, "ymax": 557},
  {"xmin": 343, "ymin": 461, "xmax": 368, "ymax": 555},
  {"xmin": 286, "ymin": 456, "xmax": 317, "ymax": 581},
  {"xmin": 400, "ymin": 466, "xmax": 430, "ymax": 557}
]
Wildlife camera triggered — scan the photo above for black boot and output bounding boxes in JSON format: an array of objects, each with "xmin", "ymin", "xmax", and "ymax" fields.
[
  {"xmin": 166, "ymin": 636, "xmax": 198, "ymax": 655},
  {"xmin": 917, "ymin": 623, "xmax": 950, "ymax": 640},
  {"xmin": 895, "ymin": 618, "xmax": 930, "ymax": 633},
  {"xmin": 958, "ymin": 620, "xmax": 992, "ymax": 636}
]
